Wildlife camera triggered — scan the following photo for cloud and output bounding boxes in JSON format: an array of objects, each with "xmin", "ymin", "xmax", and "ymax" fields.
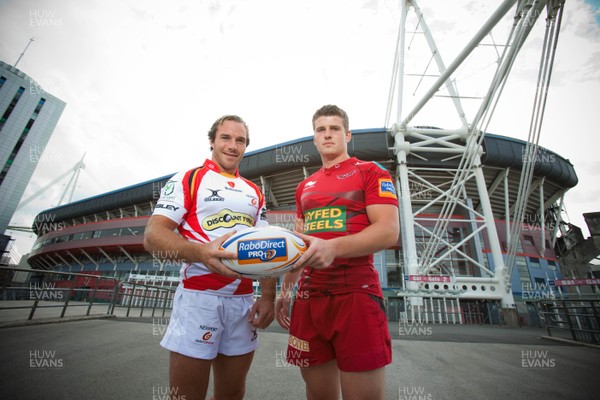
[{"xmin": 1, "ymin": 0, "xmax": 599, "ymax": 247}]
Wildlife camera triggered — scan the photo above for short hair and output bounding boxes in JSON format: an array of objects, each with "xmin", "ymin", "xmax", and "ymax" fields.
[
  {"xmin": 312, "ymin": 105, "xmax": 350, "ymax": 132},
  {"xmin": 208, "ymin": 115, "xmax": 250, "ymax": 150}
]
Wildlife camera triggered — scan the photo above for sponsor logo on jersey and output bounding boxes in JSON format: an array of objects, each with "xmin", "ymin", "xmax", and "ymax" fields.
[
  {"xmin": 155, "ymin": 203, "xmax": 180, "ymax": 212},
  {"xmin": 378, "ymin": 178, "xmax": 397, "ymax": 199},
  {"xmin": 303, "ymin": 206, "xmax": 346, "ymax": 234},
  {"xmin": 304, "ymin": 181, "xmax": 317, "ymax": 189},
  {"xmin": 237, "ymin": 238, "xmax": 288, "ymax": 265},
  {"xmin": 224, "ymin": 185, "xmax": 242, "ymax": 193},
  {"xmin": 202, "ymin": 209, "xmax": 255, "ymax": 230},
  {"xmin": 337, "ymin": 170, "xmax": 356, "ymax": 179},
  {"xmin": 288, "ymin": 335, "xmax": 310, "ymax": 352},
  {"xmin": 204, "ymin": 188, "xmax": 225, "ymax": 202}
]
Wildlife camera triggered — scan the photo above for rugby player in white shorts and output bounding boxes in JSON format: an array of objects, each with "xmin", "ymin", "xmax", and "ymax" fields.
[{"xmin": 144, "ymin": 115, "xmax": 276, "ymax": 400}]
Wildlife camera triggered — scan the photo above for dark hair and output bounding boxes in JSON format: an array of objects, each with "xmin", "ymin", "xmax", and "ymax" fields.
[
  {"xmin": 312, "ymin": 105, "xmax": 349, "ymax": 132},
  {"xmin": 208, "ymin": 115, "xmax": 250, "ymax": 150}
]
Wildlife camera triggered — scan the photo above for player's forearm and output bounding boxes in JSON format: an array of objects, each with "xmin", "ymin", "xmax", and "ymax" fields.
[
  {"xmin": 279, "ymin": 269, "xmax": 302, "ymax": 296},
  {"xmin": 259, "ymin": 277, "xmax": 277, "ymax": 300},
  {"xmin": 144, "ymin": 224, "xmax": 201, "ymax": 262}
]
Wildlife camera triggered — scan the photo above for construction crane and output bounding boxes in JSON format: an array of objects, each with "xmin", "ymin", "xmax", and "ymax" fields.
[{"xmin": 15, "ymin": 153, "xmax": 87, "ymax": 212}]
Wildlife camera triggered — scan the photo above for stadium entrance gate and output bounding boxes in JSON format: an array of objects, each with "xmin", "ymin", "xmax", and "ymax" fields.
[{"xmin": 386, "ymin": 296, "xmax": 502, "ymax": 325}]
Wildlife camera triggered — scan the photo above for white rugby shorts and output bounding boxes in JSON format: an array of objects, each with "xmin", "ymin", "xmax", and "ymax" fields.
[{"xmin": 160, "ymin": 286, "xmax": 259, "ymax": 359}]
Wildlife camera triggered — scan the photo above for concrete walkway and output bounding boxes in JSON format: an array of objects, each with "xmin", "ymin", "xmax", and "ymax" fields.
[{"xmin": 0, "ymin": 313, "xmax": 598, "ymax": 400}]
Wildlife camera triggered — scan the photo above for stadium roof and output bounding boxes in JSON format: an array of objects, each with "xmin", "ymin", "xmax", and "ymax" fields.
[{"xmin": 32, "ymin": 128, "xmax": 577, "ymax": 233}]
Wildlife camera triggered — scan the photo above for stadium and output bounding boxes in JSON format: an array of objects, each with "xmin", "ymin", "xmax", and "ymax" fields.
[{"xmin": 26, "ymin": 127, "xmax": 577, "ymax": 326}]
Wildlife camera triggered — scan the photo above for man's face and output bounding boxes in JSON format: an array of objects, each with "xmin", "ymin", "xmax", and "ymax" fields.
[
  {"xmin": 210, "ymin": 120, "xmax": 248, "ymax": 174},
  {"xmin": 313, "ymin": 115, "xmax": 350, "ymax": 158}
]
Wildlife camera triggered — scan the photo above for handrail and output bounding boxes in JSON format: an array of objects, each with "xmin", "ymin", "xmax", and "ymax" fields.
[
  {"xmin": 536, "ymin": 297, "xmax": 600, "ymax": 344},
  {"xmin": 0, "ymin": 266, "xmax": 176, "ymax": 321}
]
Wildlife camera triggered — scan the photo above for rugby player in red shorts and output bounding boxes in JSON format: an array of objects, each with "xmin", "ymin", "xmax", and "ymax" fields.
[{"xmin": 275, "ymin": 105, "xmax": 399, "ymax": 400}]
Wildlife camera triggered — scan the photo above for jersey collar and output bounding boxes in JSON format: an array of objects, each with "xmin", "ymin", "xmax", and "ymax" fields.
[
  {"xmin": 203, "ymin": 159, "xmax": 240, "ymax": 178},
  {"xmin": 320, "ymin": 156, "xmax": 355, "ymax": 173}
]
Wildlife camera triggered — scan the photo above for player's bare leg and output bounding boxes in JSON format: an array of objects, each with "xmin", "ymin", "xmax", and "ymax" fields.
[
  {"xmin": 300, "ymin": 359, "xmax": 341, "ymax": 400},
  {"xmin": 169, "ymin": 351, "xmax": 212, "ymax": 400},
  {"xmin": 212, "ymin": 351, "xmax": 254, "ymax": 400},
  {"xmin": 340, "ymin": 367, "xmax": 386, "ymax": 400}
]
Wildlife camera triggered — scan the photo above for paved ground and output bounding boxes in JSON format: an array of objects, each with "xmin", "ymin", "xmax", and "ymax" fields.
[{"xmin": 0, "ymin": 311, "xmax": 599, "ymax": 400}]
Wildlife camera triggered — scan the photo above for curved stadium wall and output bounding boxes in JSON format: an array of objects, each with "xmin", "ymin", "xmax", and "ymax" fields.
[{"xmin": 28, "ymin": 128, "xmax": 577, "ymax": 323}]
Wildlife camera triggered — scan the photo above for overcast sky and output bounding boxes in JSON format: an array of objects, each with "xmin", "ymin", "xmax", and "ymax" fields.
[{"xmin": 1, "ymin": 0, "xmax": 599, "ymax": 257}]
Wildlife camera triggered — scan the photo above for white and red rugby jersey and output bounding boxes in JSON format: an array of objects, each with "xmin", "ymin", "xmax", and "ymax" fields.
[{"xmin": 153, "ymin": 159, "xmax": 268, "ymax": 296}]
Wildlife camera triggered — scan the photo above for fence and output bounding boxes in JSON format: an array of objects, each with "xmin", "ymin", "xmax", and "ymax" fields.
[
  {"xmin": 0, "ymin": 267, "xmax": 175, "ymax": 321},
  {"xmin": 536, "ymin": 297, "xmax": 600, "ymax": 344},
  {"xmin": 2, "ymin": 267, "xmax": 513, "ymax": 327},
  {"xmin": 385, "ymin": 296, "xmax": 503, "ymax": 325}
]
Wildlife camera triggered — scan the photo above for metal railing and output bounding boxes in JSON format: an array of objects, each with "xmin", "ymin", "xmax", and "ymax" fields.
[
  {"xmin": 384, "ymin": 296, "xmax": 504, "ymax": 325},
  {"xmin": 115, "ymin": 282, "xmax": 175, "ymax": 317},
  {"xmin": 537, "ymin": 297, "xmax": 600, "ymax": 344},
  {"xmin": 0, "ymin": 267, "xmax": 176, "ymax": 321}
]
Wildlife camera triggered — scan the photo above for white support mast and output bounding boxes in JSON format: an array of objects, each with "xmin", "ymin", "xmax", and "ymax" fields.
[{"xmin": 387, "ymin": 0, "xmax": 563, "ymax": 323}]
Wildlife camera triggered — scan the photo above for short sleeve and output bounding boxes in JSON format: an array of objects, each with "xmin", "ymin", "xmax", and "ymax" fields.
[
  {"xmin": 363, "ymin": 162, "xmax": 398, "ymax": 206},
  {"xmin": 152, "ymin": 171, "xmax": 188, "ymax": 224}
]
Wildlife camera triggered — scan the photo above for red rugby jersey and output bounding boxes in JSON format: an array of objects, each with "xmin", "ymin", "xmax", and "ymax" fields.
[{"xmin": 295, "ymin": 157, "xmax": 398, "ymax": 297}]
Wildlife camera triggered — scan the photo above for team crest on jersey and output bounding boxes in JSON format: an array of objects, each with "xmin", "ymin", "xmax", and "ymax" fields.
[
  {"xmin": 337, "ymin": 170, "xmax": 356, "ymax": 179},
  {"xmin": 378, "ymin": 178, "xmax": 397, "ymax": 199},
  {"xmin": 162, "ymin": 180, "xmax": 176, "ymax": 196}
]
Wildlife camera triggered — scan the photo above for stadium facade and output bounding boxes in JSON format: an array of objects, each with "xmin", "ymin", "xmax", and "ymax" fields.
[{"xmin": 27, "ymin": 129, "xmax": 577, "ymax": 325}]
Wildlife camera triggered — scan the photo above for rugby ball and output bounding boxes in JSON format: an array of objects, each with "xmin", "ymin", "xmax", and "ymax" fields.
[{"xmin": 219, "ymin": 226, "xmax": 307, "ymax": 278}]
